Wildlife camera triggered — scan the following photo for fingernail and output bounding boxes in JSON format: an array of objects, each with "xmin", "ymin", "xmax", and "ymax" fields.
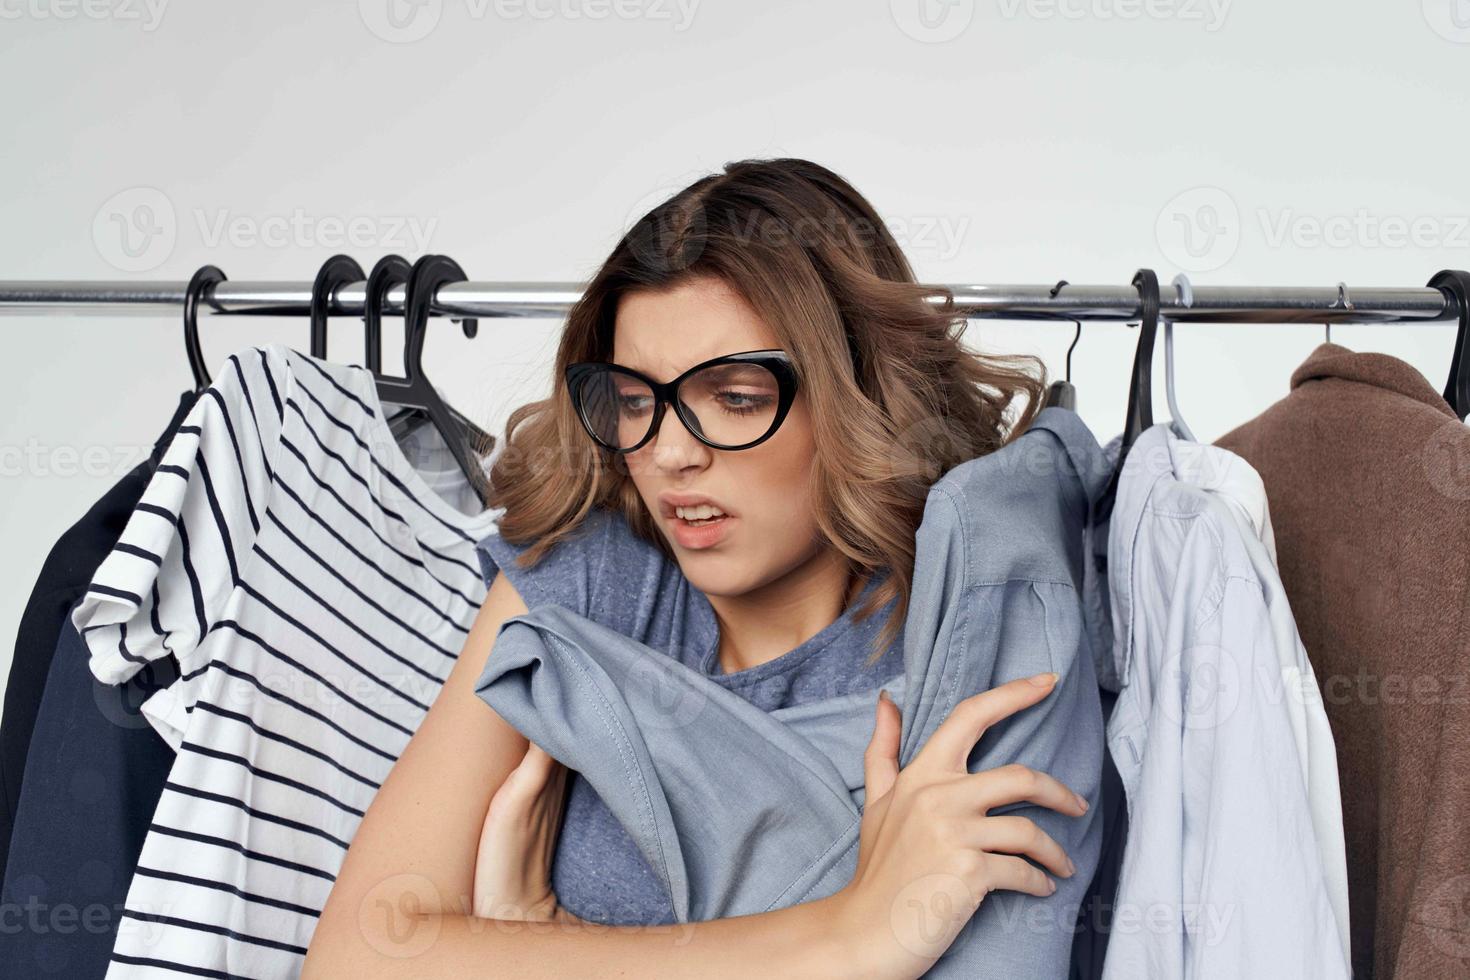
[
  {"xmin": 1065, "ymin": 857, "xmax": 1076, "ymax": 876},
  {"xmin": 1029, "ymin": 672, "xmax": 1059, "ymax": 687},
  {"xmin": 1046, "ymin": 877, "xmax": 1057, "ymax": 894},
  {"xmin": 878, "ymin": 689, "xmax": 891, "ymax": 704},
  {"xmin": 1075, "ymin": 793, "xmax": 1089, "ymax": 811}
]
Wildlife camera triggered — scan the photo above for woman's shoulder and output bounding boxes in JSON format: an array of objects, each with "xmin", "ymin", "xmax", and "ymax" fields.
[{"xmin": 474, "ymin": 506, "xmax": 692, "ymax": 642}]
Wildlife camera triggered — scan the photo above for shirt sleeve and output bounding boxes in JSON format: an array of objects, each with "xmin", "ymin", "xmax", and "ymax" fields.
[
  {"xmin": 899, "ymin": 481, "xmax": 1106, "ymax": 980},
  {"xmin": 71, "ymin": 346, "xmax": 289, "ymax": 701}
]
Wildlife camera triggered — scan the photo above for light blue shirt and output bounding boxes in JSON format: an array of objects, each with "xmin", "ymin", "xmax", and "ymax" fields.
[
  {"xmin": 1099, "ymin": 422, "xmax": 1350, "ymax": 980},
  {"xmin": 474, "ymin": 407, "xmax": 1110, "ymax": 978}
]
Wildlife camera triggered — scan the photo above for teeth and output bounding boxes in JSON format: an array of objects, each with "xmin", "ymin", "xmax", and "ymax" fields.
[{"xmin": 675, "ymin": 504, "xmax": 726, "ymax": 520}]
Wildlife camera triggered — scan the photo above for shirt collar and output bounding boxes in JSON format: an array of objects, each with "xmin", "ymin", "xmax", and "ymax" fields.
[
  {"xmin": 1168, "ymin": 430, "xmax": 1276, "ymax": 562},
  {"xmin": 1290, "ymin": 341, "xmax": 1457, "ymax": 418},
  {"xmin": 1028, "ymin": 406, "xmax": 1116, "ymax": 516}
]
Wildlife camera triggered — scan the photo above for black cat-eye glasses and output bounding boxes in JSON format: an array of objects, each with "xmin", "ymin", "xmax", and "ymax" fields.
[{"xmin": 564, "ymin": 349, "xmax": 799, "ymax": 453}]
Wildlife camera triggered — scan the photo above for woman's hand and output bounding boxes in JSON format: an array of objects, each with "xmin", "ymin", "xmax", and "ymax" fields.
[
  {"xmin": 831, "ymin": 672, "xmax": 1089, "ymax": 980},
  {"xmin": 472, "ymin": 738, "xmax": 583, "ymax": 924}
]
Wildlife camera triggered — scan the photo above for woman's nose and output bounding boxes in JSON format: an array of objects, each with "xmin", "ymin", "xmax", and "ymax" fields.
[{"xmin": 647, "ymin": 404, "xmax": 710, "ymax": 471}]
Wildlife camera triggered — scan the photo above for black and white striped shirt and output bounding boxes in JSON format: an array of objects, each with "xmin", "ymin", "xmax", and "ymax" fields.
[{"xmin": 73, "ymin": 344, "xmax": 498, "ymax": 978}]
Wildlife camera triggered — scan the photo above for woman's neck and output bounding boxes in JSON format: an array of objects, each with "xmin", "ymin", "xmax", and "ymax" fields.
[{"xmin": 706, "ymin": 553, "xmax": 863, "ymax": 675}]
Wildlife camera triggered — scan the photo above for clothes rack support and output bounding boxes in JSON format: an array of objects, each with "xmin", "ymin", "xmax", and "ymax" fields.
[{"xmin": 0, "ymin": 280, "xmax": 1457, "ymax": 325}]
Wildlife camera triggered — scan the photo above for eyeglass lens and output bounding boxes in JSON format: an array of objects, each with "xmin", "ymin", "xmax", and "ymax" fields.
[{"xmin": 578, "ymin": 361, "xmax": 783, "ymax": 450}]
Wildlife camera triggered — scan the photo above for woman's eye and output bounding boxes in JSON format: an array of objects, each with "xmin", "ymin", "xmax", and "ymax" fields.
[
  {"xmin": 618, "ymin": 394, "xmax": 652, "ymax": 414},
  {"xmin": 719, "ymin": 390, "xmax": 773, "ymax": 414}
]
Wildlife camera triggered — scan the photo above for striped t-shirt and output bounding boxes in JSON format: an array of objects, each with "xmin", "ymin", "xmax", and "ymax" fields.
[{"xmin": 72, "ymin": 344, "xmax": 498, "ymax": 978}]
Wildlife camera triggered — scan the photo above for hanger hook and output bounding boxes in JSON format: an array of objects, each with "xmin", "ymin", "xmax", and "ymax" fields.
[
  {"xmin": 1123, "ymin": 268, "xmax": 1161, "ymax": 447},
  {"xmin": 403, "ymin": 253, "xmax": 477, "ymax": 381},
  {"xmin": 1428, "ymin": 269, "xmax": 1470, "ymax": 420},
  {"xmin": 309, "ymin": 255, "xmax": 367, "ymax": 360},
  {"xmin": 1168, "ymin": 273, "xmax": 1194, "ymax": 364},
  {"xmin": 364, "ymin": 255, "xmax": 412, "ymax": 375},
  {"xmin": 1096, "ymin": 268, "xmax": 1162, "ymax": 522},
  {"xmin": 1048, "ymin": 280, "xmax": 1082, "ymax": 382},
  {"xmin": 183, "ymin": 265, "xmax": 227, "ymax": 393},
  {"xmin": 1171, "ymin": 273, "xmax": 1195, "ymax": 311},
  {"xmin": 1323, "ymin": 280, "xmax": 1354, "ymax": 343}
]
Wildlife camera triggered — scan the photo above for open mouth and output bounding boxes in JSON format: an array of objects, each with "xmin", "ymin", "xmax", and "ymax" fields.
[{"xmin": 678, "ymin": 514, "xmax": 728, "ymax": 527}]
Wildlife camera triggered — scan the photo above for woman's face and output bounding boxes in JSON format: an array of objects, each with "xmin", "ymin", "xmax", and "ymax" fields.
[{"xmin": 612, "ymin": 275, "xmax": 822, "ymax": 596}]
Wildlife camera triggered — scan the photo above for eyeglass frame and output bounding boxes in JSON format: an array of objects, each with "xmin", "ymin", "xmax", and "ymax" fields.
[{"xmin": 564, "ymin": 348, "xmax": 800, "ymax": 454}]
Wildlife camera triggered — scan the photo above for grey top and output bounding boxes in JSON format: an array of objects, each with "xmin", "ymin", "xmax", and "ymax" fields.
[
  {"xmin": 474, "ymin": 406, "xmax": 1109, "ymax": 977},
  {"xmin": 475, "ymin": 502, "xmax": 906, "ymax": 925}
]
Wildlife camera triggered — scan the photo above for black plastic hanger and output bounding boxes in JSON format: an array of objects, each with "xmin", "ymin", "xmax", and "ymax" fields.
[
  {"xmin": 363, "ymin": 253, "xmax": 493, "ymax": 449},
  {"xmin": 1429, "ymin": 269, "xmax": 1470, "ymax": 420},
  {"xmin": 363, "ymin": 254, "xmax": 426, "ymax": 441},
  {"xmin": 309, "ymin": 254, "xmax": 366, "ymax": 360},
  {"xmin": 183, "ymin": 265, "xmax": 227, "ymax": 392},
  {"xmin": 363, "ymin": 253, "xmax": 410, "ymax": 374},
  {"xmin": 1098, "ymin": 268, "xmax": 1161, "ymax": 517},
  {"xmin": 1042, "ymin": 280, "xmax": 1081, "ymax": 410},
  {"xmin": 373, "ymin": 254, "xmax": 493, "ymax": 498}
]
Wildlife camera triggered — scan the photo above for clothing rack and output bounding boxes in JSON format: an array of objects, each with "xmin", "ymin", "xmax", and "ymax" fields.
[{"xmin": 0, "ymin": 280, "xmax": 1458, "ymax": 324}]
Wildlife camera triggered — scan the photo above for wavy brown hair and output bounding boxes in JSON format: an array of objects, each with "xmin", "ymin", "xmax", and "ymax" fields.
[{"xmin": 482, "ymin": 157, "xmax": 1047, "ymax": 666}]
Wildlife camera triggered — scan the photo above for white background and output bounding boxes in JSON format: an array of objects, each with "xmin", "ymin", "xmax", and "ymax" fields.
[{"xmin": 2, "ymin": 0, "xmax": 1468, "ymax": 702}]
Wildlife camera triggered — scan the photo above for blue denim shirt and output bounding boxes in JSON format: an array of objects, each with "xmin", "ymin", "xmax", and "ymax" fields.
[{"xmin": 474, "ymin": 407, "xmax": 1110, "ymax": 977}]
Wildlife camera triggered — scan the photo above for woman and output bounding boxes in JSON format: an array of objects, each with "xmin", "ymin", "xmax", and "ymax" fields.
[{"xmin": 304, "ymin": 157, "xmax": 1093, "ymax": 978}]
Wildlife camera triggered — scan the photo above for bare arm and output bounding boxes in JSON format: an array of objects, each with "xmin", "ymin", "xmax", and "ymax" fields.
[{"xmin": 302, "ymin": 572, "xmax": 853, "ymax": 979}]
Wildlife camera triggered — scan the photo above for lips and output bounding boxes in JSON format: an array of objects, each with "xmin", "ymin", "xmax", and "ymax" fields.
[
  {"xmin": 657, "ymin": 490, "xmax": 735, "ymax": 520},
  {"xmin": 665, "ymin": 509, "xmax": 734, "ymax": 550}
]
